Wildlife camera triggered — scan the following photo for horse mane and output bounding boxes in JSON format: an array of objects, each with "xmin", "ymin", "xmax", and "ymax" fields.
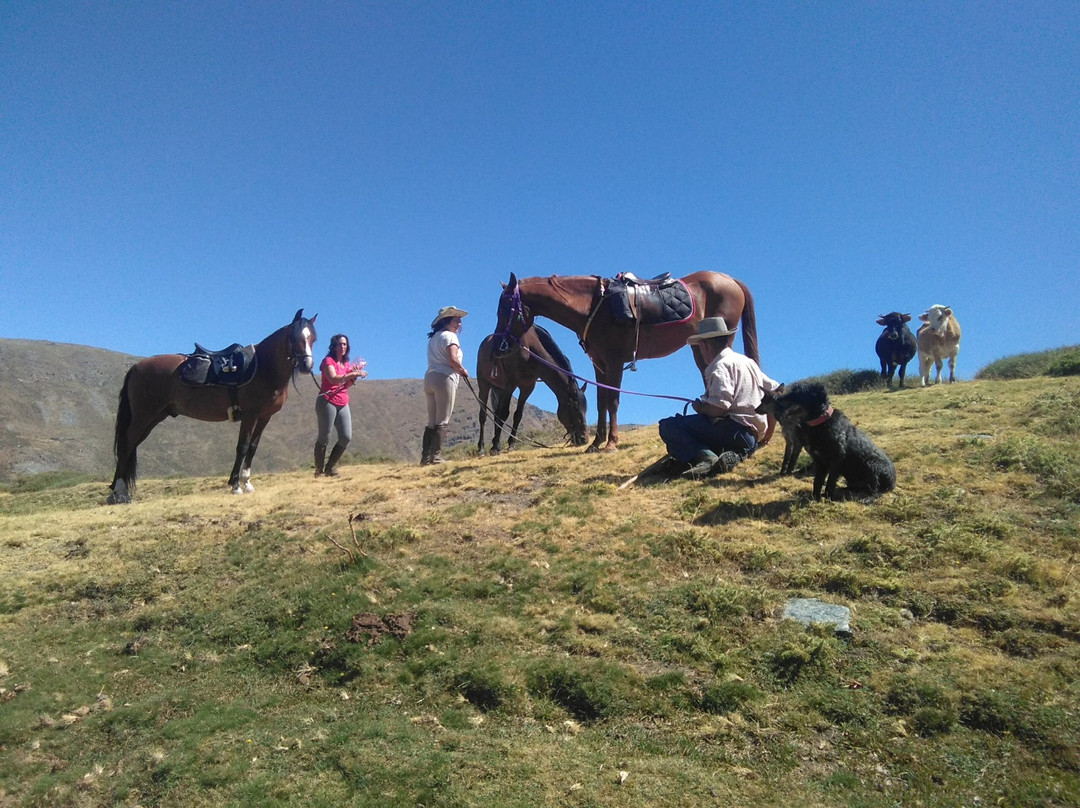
[{"xmin": 531, "ymin": 325, "xmax": 574, "ymax": 373}]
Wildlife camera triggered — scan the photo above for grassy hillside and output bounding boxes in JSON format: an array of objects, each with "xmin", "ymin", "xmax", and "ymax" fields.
[{"xmin": 2, "ymin": 376, "xmax": 1078, "ymax": 807}]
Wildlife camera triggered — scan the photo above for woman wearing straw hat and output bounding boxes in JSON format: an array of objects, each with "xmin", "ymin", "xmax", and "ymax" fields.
[
  {"xmin": 421, "ymin": 306, "xmax": 469, "ymax": 465},
  {"xmin": 658, "ymin": 315, "xmax": 780, "ymax": 479}
]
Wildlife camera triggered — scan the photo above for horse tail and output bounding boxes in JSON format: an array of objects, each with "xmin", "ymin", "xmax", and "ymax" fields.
[
  {"xmin": 735, "ymin": 278, "xmax": 760, "ymax": 364},
  {"xmin": 112, "ymin": 367, "xmax": 137, "ymax": 493}
]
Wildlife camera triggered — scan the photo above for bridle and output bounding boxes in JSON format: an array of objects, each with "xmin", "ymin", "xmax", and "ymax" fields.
[
  {"xmin": 493, "ymin": 286, "xmax": 531, "ymax": 355},
  {"xmin": 283, "ymin": 317, "xmax": 320, "ymax": 394}
]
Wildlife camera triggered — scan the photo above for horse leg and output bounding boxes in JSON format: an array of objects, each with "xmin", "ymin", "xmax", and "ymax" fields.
[
  {"xmin": 491, "ymin": 389, "xmax": 512, "ymax": 455},
  {"xmin": 109, "ymin": 408, "xmax": 168, "ymax": 504},
  {"xmin": 587, "ymin": 388, "xmax": 608, "ymax": 453},
  {"xmin": 508, "ymin": 396, "xmax": 528, "ymax": 451},
  {"xmin": 229, "ymin": 418, "xmax": 259, "ymax": 494},
  {"xmin": 507, "ymin": 381, "xmax": 535, "ymax": 452},
  {"xmin": 587, "ymin": 368, "xmax": 622, "ymax": 453},
  {"xmin": 239, "ymin": 419, "xmax": 273, "ymax": 493},
  {"xmin": 477, "ymin": 385, "xmax": 489, "ymax": 457},
  {"xmin": 606, "ymin": 392, "xmax": 621, "ymax": 452}
]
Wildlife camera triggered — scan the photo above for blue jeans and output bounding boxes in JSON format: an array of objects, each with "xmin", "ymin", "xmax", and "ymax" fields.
[{"xmin": 658, "ymin": 413, "xmax": 757, "ymax": 463}]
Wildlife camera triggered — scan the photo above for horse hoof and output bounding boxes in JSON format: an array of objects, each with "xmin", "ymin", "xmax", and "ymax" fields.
[
  {"xmin": 585, "ymin": 444, "xmax": 601, "ymax": 454},
  {"xmin": 231, "ymin": 486, "xmax": 244, "ymax": 496},
  {"xmin": 602, "ymin": 443, "xmax": 619, "ymax": 453},
  {"xmin": 243, "ymin": 482, "xmax": 255, "ymax": 493},
  {"xmin": 106, "ymin": 493, "xmax": 129, "ymax": 505}
]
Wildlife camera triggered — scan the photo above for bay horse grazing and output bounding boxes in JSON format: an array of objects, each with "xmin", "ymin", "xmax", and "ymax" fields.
[
  {"xmin": 107, "ymin": 309, "xmax": 318, "ymax": 504},
  {"xmin": 496, "ymin": 272, "xmax": 758, "ymax": 452},
  {"xmin": 476, "ymin": 324, "xmax": 589, "ymax": 456}
]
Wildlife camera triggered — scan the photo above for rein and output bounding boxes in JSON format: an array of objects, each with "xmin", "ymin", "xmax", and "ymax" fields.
[
  {"xmin": 463, "ymin": 377, "xmax": 558, "ymax": 450},
  {"xmin": 497, "ymin": 329, "xmax": 696, "ymax": 406}
]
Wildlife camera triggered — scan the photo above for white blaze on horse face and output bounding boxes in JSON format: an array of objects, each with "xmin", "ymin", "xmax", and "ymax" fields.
[{"xmin": 299, "ymin": 325, "xmax": 315, "ymax": 371}]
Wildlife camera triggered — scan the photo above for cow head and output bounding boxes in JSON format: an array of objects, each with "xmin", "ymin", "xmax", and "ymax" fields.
[
  {"xmin": 876, "ymin": 312, "xmax": 912, "ymax": 341},
  {"xmin": 919, "ymin": 304, "xmax": 953, "ymax": 335}
]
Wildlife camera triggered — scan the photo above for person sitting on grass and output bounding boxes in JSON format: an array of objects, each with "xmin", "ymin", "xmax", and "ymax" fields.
[{"xmin": 658, "ymin": 316, "xmax": 781, "ymax": 479}]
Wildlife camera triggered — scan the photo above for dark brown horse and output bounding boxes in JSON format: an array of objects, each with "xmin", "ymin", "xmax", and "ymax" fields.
[
  {"xmin": 476, "ymin": 324, "xmax": 588, "ymax": 455},
  {"xmin": 107, "ymin": 309, "xmax": 318, "ymax": 503},
  {"xmin": 496, "ymin": 272, "xmax": 758, "ymax": 452}
]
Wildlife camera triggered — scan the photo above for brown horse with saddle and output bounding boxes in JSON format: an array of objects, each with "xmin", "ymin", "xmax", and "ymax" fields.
[
  {"xmin": 495, "ymin": 272, "xmax": 758, "ymax": 452},
  {"xmin": 107, "ymin": 309, "xmax": 318, "ymax": 503}
]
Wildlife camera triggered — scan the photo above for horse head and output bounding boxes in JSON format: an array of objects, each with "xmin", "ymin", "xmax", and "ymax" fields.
[
  {"xmin": 496, "ymin": 273, "xmax": 533, "ymax": 340},
  {"xmin": 557, "ymin": 380, "xmax": 589, "ymax": 446},
  {"xmin": 289, "ymin": 309, "xmax": 318, "ymax": 373}
]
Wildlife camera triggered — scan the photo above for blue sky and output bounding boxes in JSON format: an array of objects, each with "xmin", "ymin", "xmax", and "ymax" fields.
[{"xmin": 2, "ymin": 2, "xmax": 1077, "ymax": 426}]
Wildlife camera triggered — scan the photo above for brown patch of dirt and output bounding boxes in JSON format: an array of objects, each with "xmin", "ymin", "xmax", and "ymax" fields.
[{"xmin": 345, "ymin": 611, "xmax": 417, "ymax": 646}]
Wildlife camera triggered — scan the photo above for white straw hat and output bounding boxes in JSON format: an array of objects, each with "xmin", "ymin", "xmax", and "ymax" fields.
[{"xmin": 431, "ymin": 306, "xmax": 468, "ymax": 328}]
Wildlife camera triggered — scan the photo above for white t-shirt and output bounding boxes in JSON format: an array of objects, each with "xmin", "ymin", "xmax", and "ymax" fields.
[{"xmin": 427, "ymin": 330, "xmax": 462, "ymax": 378}]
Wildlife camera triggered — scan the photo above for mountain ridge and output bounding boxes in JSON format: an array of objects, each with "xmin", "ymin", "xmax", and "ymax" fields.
[{"xmin": 0, "ymin": 338, "xmax": 558, "ymax": 482}]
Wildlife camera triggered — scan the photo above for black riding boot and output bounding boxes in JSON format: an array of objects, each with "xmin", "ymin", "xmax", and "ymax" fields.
[
  {"xmin": 420, "ymin": 427, "xmax": 434, "ymax": 466},
  {"xmin": 324, "ymin": 444, "xmax": 347, "ymax": 477},
  {"xmin": 314, "ymin": 443, "xmax": 327, "ymax": 477},
  {"xmin": 430, "ymin": 425, "xmax": 446, "ymax": 464}
]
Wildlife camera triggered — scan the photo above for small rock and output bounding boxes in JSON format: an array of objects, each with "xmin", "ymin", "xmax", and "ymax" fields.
[{"xmin": 782, "ymin": 599, "xmax": 851, "ymax": 635}]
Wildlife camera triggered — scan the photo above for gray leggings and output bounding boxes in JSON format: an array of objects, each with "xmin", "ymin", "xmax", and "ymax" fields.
[
  {"xmin": 315, "ymin": 397, "xmax": 352, "ymax": 449},
  {"xmin": 424, "ymin": 370, "xmax": 459, "ymax": 428}
]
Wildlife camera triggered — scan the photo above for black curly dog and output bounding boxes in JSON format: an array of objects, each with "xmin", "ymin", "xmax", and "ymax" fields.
[{"xmin": 761, "ymin": 381, "xmax": 895, "ymax": 501}]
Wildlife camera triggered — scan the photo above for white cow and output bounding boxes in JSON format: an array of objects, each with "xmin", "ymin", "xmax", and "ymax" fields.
[{"xmin": 916, "ymin": 304, "xmax": 962, "ymax": 385}]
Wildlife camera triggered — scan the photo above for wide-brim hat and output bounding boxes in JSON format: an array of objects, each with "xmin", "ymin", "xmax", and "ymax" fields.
[
  {"xmin": 431, "ymin": 306, "xmax": 468, "ymax": 328},
  {"xmin": 686, "ymin": 316, "xmax": 738, "ymax": 344}
]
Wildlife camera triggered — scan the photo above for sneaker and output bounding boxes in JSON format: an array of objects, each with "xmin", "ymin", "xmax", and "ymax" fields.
[
  {"xmin": 681, "ymin": 451, "xmax": 719, "ymax": 479},
  {"xmin": 711, "ymin": 451, "xmax": 741, "ymax": 475}
]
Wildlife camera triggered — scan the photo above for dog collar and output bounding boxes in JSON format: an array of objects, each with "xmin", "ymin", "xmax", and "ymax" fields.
[{"xmin": 806, "ymin": 406, "xmax": 834, "ymax": 427}]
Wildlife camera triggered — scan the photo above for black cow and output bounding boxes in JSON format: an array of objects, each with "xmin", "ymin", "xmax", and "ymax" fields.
[{"xmin": 875, "ymin": 312, "xmax": 917, "ymax": 388}]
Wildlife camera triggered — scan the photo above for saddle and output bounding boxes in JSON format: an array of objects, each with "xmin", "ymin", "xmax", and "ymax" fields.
[
  {"xmin": 605, "ymin": 273, "xmax": 693, "ymax": 326},
  {"xmin": 178, "ymin": 343, "xmax": 259, "ymax": 421}
]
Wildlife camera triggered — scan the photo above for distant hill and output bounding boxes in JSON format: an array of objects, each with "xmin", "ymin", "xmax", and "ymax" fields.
[{"xmin": 0, "ymin": 339, "xmax": 558, "ymax": 482}]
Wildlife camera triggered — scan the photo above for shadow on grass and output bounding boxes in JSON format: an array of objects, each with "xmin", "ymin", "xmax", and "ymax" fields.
[{"xmin": 695, "ymin": 497, "xmax": 798, "ymax": 525}]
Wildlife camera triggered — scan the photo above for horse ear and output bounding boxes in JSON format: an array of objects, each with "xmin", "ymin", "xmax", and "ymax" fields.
[
  {"xmin": 509, "ymin": 272, "xmax": 518, "ymax": 287},
  {"xmin": 293, "ymin": 308, "xmax": 304, "ymax": 322},
  {"xmin": 309, "ymin": 313, "xmax": 318, "ymax": 324},
  {"xmin": 580, "ymin": 381, "xmax": 588, "ymax": 393}
]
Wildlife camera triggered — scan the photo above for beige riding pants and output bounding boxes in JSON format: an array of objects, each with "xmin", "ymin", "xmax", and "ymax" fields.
[{"xmin": 424, "ymin": 370, "xmax": 459, "ymax": 428}]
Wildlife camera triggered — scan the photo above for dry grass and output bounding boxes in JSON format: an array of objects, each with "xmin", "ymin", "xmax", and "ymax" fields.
[{"xmin": 1, "ymin": 377, "xmax": 1079, "ymax": 807}]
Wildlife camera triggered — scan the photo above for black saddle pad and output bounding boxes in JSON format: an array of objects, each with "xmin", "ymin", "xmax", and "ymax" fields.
[
  {"xmin": 606, "ymin": 277, "xmax": 693, "ymax": 326},
  {"xmin": 179, "ymin": 344, "xmax": 258, "ymax": 387}
]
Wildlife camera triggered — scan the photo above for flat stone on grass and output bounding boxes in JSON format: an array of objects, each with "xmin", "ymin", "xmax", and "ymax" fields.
[{"xmin": 783, "ymin": 598, "xmax": 851, "ymax": 635}]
